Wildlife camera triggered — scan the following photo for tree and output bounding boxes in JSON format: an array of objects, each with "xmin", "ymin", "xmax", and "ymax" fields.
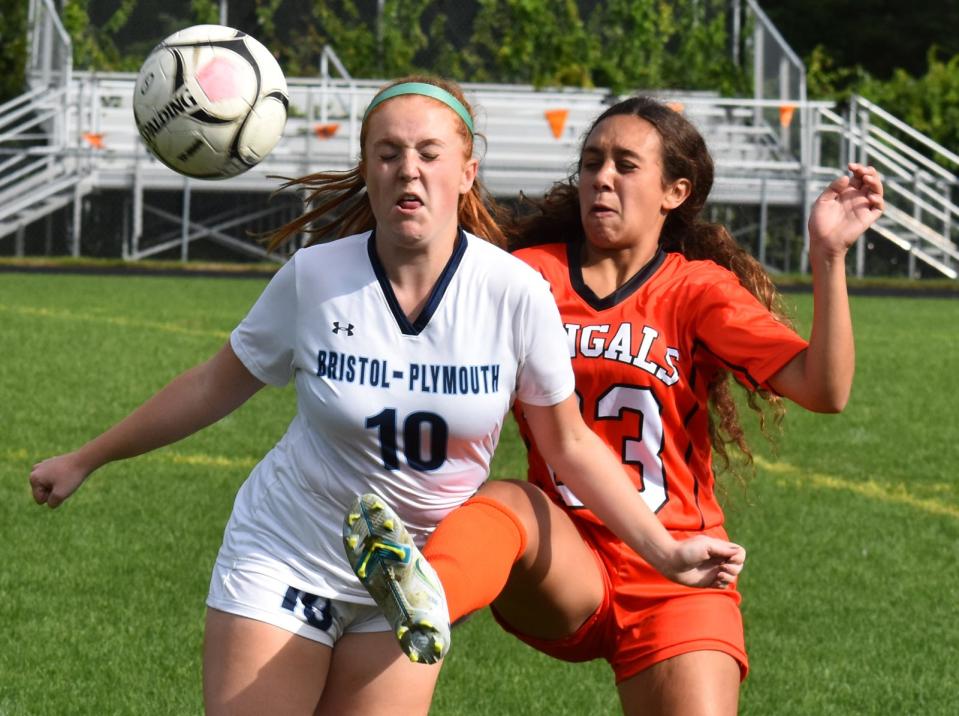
[
  {"xmin": 18, "ymin": 0, "xmax": 754, "ymax": 98},
  {"xmin": 1, "ymin": 0, "xmax": 29, "ymax": 101},
  {"xmin": 588, "ymin": 0, "xmax": 674, "ymax": 91},
  {"xmin": 465, "ymin": 0, "xmax": 592, "ymax": 87},
  {"xmin": 761, "ymin": 0, "xmax": 959, "ymax": 81},
  {"xmin": 857, "ymin": 49, "xmax": 959, "ymax": 160},
  {"xmin": 587, "ymin": 0, "xmax": 744, "ymax": 95}
]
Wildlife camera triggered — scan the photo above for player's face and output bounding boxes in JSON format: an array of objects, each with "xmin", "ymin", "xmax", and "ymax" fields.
[
  {"xmin": 578, "ymin": 115, "xmax": 688, "ymax": 254},
  {"xmin": 362, "ymin": 95, "xmax": 478, "ymax": 251}
]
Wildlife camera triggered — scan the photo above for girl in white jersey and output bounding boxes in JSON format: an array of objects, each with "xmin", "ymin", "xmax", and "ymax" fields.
[{"xmin": 29, "ymin": 76, "xmax": 744, "ymax": 715}]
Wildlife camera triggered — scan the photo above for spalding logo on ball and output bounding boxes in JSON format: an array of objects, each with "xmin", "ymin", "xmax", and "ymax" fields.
[{"xmin": 133, "ymin": 25, "xmax": 288, "ymax": 179}]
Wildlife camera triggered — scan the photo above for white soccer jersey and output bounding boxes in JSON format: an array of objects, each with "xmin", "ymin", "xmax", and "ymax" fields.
[{"xmin": 218, "ymin": 230, "xmax": 574, "ymax": 603}]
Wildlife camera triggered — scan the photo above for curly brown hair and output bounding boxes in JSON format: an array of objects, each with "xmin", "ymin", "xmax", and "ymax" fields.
[
  {"xmin": 509, "ymin": 96, "xmax": 793, "ymax": 472},
  {"xmin": 266, "ymin": 75, "xmax": 505, "ymax": 252}
]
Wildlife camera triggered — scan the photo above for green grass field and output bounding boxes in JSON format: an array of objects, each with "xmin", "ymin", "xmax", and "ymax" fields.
[{"xmin": 1, "ymin": 271, "xmax": 957, "ymax": 715}]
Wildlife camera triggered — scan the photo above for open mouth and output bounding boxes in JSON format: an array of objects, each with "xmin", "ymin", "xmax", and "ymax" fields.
[
  {"xmin": 589, "ymin": 203, "xmax": 615, "ymax": 216},
  {"xmin": 396, "ymin": 193, "xmax": 423, "ymax": 210}
]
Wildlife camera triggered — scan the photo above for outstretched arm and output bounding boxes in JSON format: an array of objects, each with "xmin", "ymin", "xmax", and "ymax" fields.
[
  {"xmin": 522, "ymin": 396, "xmax": 745, "ymax": 588},
  {"xmin": 769, "ymin": 163, "xmax": 885, "ymax": 412},
  {"xmin": 29, "ymin": 341, "xmax": 264, "ymax": 508}
]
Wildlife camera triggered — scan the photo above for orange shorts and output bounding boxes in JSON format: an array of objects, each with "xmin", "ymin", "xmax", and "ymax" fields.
[{"xmin": 491, "ymin": 520, "xmax": 748, "ymax": 684}]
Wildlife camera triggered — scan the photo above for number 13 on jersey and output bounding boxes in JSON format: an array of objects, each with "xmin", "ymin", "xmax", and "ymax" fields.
[{"xmin": 550, "ymin": 385, "xmax": 668, "ymax": 513}]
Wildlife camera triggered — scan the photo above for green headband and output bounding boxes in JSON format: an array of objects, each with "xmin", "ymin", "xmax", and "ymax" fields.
[{"xmin": 363, "ymin": 82, "xmax": 475, "ymax": 135}]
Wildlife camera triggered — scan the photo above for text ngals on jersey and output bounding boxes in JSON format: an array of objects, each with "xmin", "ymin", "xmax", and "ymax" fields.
[{"xmin": 564, "ymin": 322, "xmax": 680, "ymax": 387}]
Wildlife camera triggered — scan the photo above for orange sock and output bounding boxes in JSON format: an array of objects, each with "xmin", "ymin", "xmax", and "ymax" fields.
[{"xmin": 423, "ymin": 496, "xmax": 528, "ymax": 623}]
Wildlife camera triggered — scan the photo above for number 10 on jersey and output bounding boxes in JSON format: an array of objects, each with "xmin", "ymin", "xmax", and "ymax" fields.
[{"xmin": 366, "ymin": 408, "xmax": 449, "ymax": 471}]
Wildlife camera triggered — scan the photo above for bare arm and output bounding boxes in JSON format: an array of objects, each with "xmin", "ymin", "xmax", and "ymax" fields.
[
  {"xmin": 521, "ymin": 395, "xmax": 744, "ymax": 588},
  {"xmin": 769, "ymin": 164, "xmax": 884, "ymax": 412},
  {"xmin": 29, "ymin": 341, "xmax": 265, "ymax": 508}
]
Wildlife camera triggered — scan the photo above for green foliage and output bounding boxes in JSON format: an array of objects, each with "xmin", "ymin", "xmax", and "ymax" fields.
[
  {"xmin": 805, "ymin": 45, "xmax": 863, "ymax": 101},
  {"xmin": 293, "ymin": 0, "xmax": 431, "ymax": 78},
  {"xmin": 666, "ymin": 0, "xmax": 744, "ymax": 95},
  {"xmin": 426, "ymin": 12, "xmax": 465, "ymax": 81},
  {"xmin": 806, "ymin": 43, "xmax": 959, "ymax": 158},
  {"xmin": 9, "ymin": 0, "xmax": 954, "ymax": 155},
  {"xmin": 465, "ymin": 0, "xmax": 592, "ymax": 87},
  {"xmin": 857, "ymin": 48, "xmax": 959, "ymax": 159},
  {"xmin": 41, "ymin": 0, "xmax": 746, "ymax": 95},
  {"xmin": 61, "ymin": 0, "xmax": 110, "ymax": 70},
  {"xmin": 0, "ymin": 0, "xmax": 29, "ymax": 101},
  {"xmin": 102, "ymin": 0, "xmax": 137, "ymax": 34},
  {"xmin": 589, "ymin": 0, "xmax": 674, "ymax": 91},
  {"xmin": 455, "ymin": 0, "xmax": 744, "ymax": 93},
  {"xmin": 762, "ymin": 0, "xmax": 959, "ymax": 82},
  {"xmin": 378, "ymin": 0, "xmax": 431, "ymax": 76},
  {"xmin": 189, "ymin": 0, "xmax": 220, "ymax": 25},
  {"xmin": 253, "ymin": 0, "xmax": 284, "ymax": 49},
  {"xmin": 61, "ymin": 0, "xmax": 140, "ymax": 71},
  {"xmin": 304, "ymin": 1, "xmax": 377, "ymax": 76}
]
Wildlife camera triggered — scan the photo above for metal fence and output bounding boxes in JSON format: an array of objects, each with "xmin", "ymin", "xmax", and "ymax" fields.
[{"xmin": 3, "ymin": 0, "xmax": 958, "ymax": 278}]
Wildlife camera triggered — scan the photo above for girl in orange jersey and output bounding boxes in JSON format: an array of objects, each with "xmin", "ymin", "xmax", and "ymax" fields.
[{"xmin": 355, "ymin": 96, "xmax": 884, "ymax": 714}]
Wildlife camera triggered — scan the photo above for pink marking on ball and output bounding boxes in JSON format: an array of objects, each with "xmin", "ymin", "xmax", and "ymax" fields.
[{"xmin": 196, "ymin": 57, "xmax": 243, "ymax": 102}]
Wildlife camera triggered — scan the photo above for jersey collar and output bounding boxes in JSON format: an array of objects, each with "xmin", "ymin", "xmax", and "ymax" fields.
[
  {"xmin": 368, "ymin": 228, "xmax": 468, "ymax": 336},
  {"xmin": 566, "ymin": 239, "xmax": 666, "ymax": 311}
]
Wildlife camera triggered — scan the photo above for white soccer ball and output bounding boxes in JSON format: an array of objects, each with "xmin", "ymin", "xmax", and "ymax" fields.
[{"xmin": 133, "ymin": 25, "xmax": 288, "ymax": 179}]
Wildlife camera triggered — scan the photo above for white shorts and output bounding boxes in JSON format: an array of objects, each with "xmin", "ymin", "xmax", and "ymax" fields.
[{"xmin": 206, "ymin": 560, "xmax": 390, "ymax": 647}]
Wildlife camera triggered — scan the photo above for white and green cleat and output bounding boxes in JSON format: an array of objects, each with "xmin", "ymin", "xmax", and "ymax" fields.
[{"xmin": 342, "ymin": 493, "xmax": 451, "ymax": 664}]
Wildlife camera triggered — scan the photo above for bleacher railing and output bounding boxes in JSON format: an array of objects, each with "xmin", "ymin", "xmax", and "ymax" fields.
[
  {"xmin": 27, "ymin": 0, "xmax": 72, "ymax": 91},
  {"xmin": 1, "ymin": 0, "xmax": 94, "ymax": 256},
  {"xmin": 811, "ymin": 97, "xmax": 959, "ymax": 278},
  {"xmin": 7, "ymin": 69, "xmax": 958, "ymax": 277},
  {"xmin": 4, "ymin": 1, "xmax": 958, "ymax": 278}
]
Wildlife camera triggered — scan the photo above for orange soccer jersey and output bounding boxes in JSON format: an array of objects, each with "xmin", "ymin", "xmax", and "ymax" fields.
[{"xmin": 513, "ymin": 243, "xmax": 808, "ymax": 535}]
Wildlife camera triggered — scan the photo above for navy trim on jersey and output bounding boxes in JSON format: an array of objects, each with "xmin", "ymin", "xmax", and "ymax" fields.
[
  {"xmin": 367, "ymin": 228, "xmax": 468, "ymax": 336},
  {"xmin": 693, "ymin": 338, "xmax": 762, "ymax": 390},
  {"xmin": 566, "ymin": 241, "xmax": 667, "ymax": 311}
]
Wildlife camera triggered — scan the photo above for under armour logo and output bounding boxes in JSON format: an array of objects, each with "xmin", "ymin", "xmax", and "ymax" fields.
[{"xmin": 332, "ymin": 321, "xmax": 354, "ymax": 336}]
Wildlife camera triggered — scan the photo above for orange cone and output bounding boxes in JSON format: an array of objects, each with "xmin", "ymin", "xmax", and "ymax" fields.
[
  {"xmin": 313, "ymin": 123, "xmax": 340, "ymax": 139},
  {"xmin": 779, "ymin": 104, "xmax": 796, "ymax": 128},
  {"xmin": 82, "ymin": 132, "xmax": 104, "ymax": 149},
  {"xmin": 544, "ymin": 109, "xmax": 569, "ymax": 139}
]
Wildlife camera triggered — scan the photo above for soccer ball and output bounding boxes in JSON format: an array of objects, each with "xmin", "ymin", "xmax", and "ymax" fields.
[{"xmin": 133, "ymin": 25, "xmax": 288, "ymax": 179}]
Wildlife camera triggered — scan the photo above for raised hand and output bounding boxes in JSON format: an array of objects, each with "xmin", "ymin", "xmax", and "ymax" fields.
[{"xmin": 808, "ymin": 163, "xmax": 885, "ymax": 260}]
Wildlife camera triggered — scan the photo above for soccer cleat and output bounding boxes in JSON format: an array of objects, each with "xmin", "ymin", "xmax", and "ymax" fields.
[{"xmin": 342, "ymin": 493, "xmax": 451, "ymax": 664}]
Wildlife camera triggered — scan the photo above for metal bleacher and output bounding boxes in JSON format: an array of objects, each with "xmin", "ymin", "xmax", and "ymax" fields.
[{"xmin": 3, "ymin": 0, "xmax": 958, "ymax": 278}]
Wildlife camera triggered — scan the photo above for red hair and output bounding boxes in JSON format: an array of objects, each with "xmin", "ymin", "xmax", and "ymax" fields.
[{"xmin": 267, "ymin": 75, "xmax": 505, "ymax": 251}]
